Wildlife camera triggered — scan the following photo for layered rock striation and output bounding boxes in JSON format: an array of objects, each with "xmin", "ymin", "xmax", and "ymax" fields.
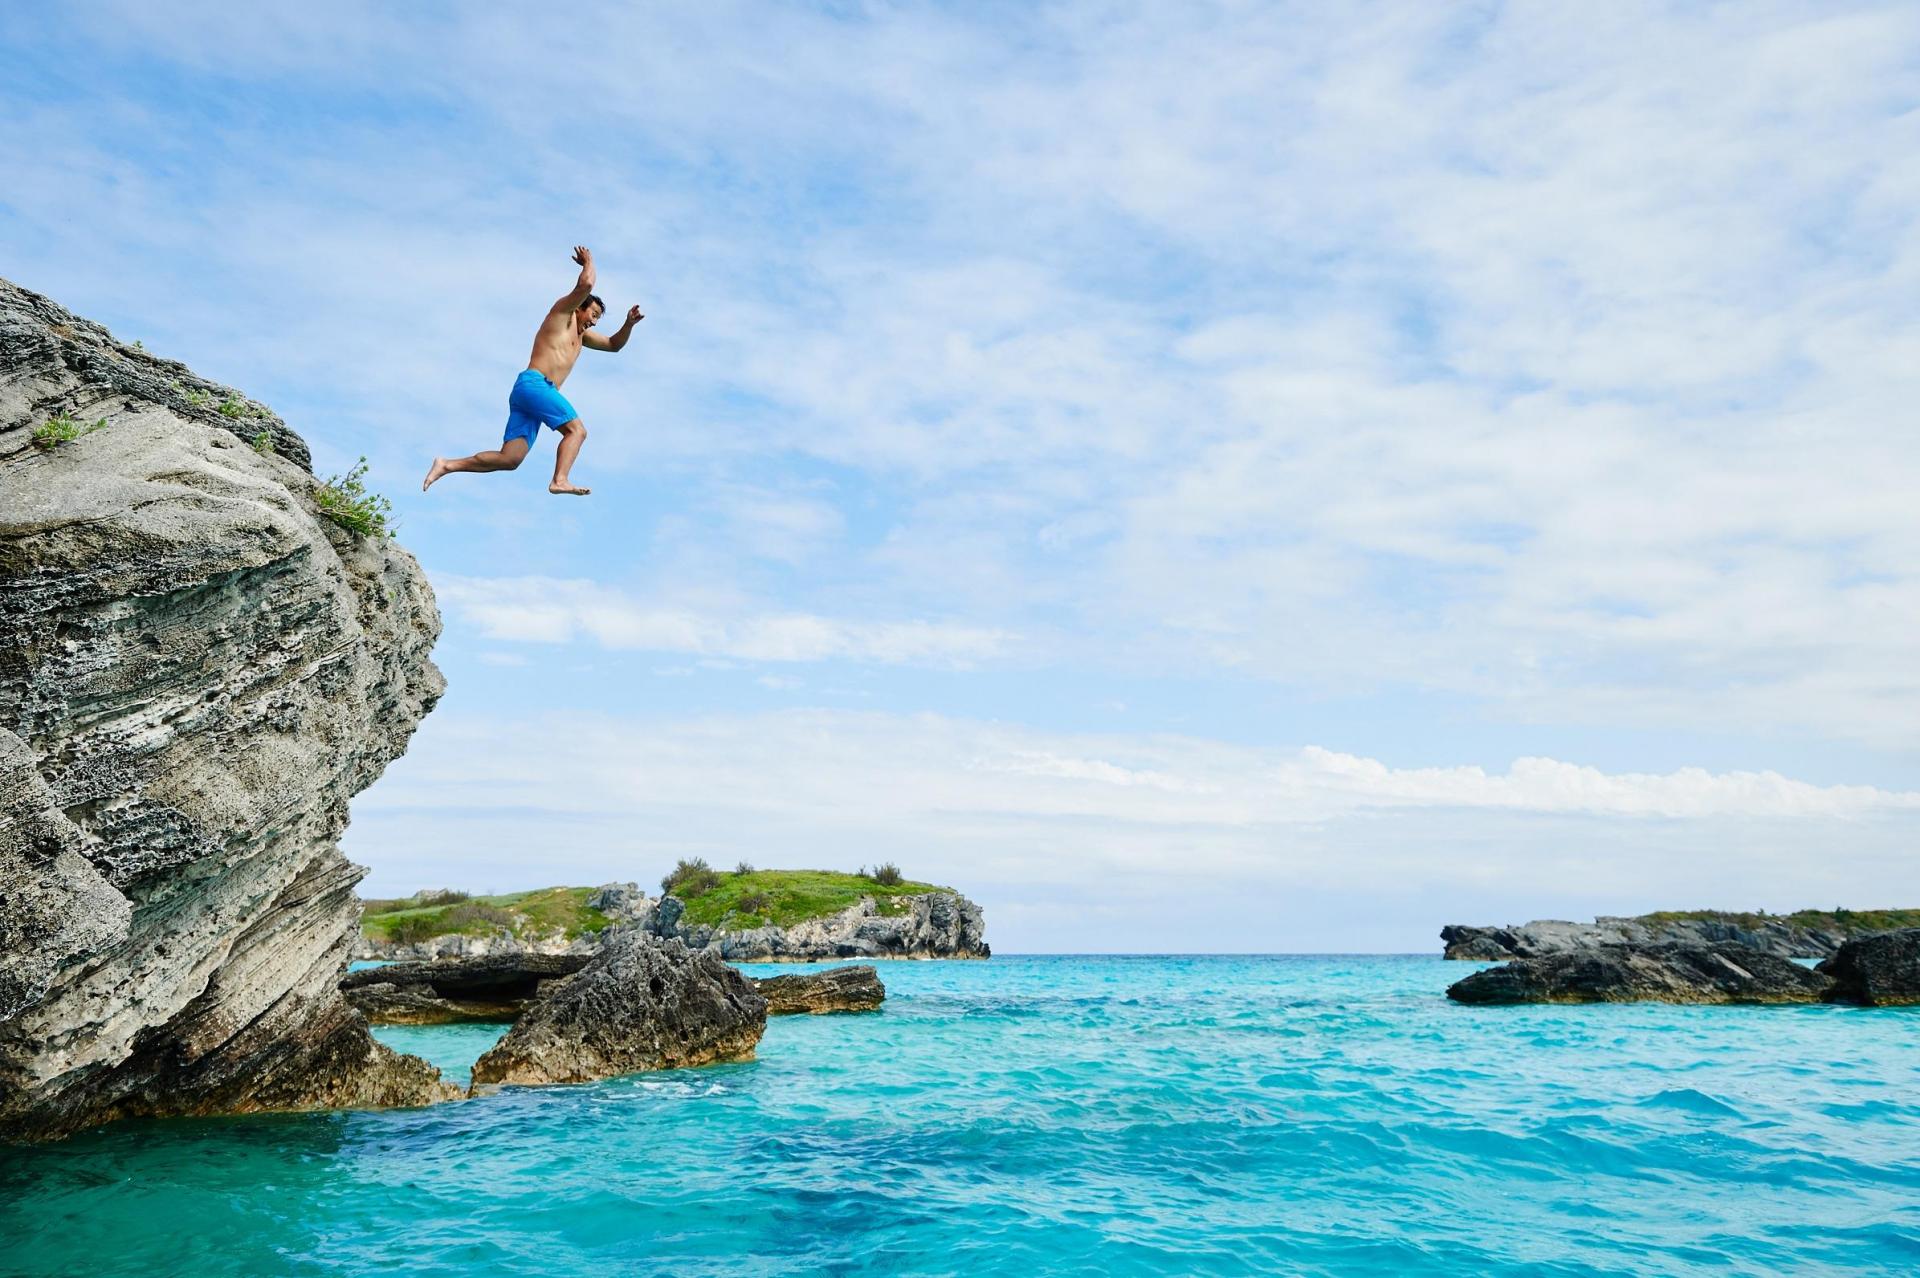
[
  {"xmin": 753, "ymin": 965, "xmax": 886, "ymax": 1015},
  {"xmin": 340, "ymin": 954, "xmax": 592, "ymax": 1025},
  {"xmin": 1440, "ymin": 913, "xmax": 1872, "ymax": 961},
  {"xmin": 1, "ymin": 277, "xmax": 455, "ymax": 1140},
  {"xmin": 1446, "ymin": 944, "xmax": 1831, "ymax": 1005}
]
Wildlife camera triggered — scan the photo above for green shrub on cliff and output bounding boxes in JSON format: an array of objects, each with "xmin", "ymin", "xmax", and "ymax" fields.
[
  {"xmin": 32, "ymin": 412, "xmax": 105, "ymax": 448},
  {"xmin": 315, "ymin": 457, "xmax": 394, "ymax": 539},
  {"xmin": 662, "ymin": 857, "xmax": 721, "ymax": 898}
]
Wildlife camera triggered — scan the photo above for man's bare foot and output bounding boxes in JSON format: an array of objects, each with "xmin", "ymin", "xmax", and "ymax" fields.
[
  {"xmin": 423, "ymin": 458, "xmax": 449, "ymax": 491},
  {"xmin": 549, "ymin": 481, "xmax": 591, "ymax": 496}
]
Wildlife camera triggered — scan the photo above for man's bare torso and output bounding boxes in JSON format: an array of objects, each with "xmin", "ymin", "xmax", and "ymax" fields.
[{"xmin": 528, "ymin": 310, "xmax": 587, "ymax": 387}]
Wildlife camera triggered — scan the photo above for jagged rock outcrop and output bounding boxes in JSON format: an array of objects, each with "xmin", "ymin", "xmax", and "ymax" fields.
[
  {"xmin": 1446, "ymin": 943, "xmax": 1832, "ymax": 1005},
  {"xmin": 340, "ymin": 954, "xmax": 592, "ymax": 1025},
  {"xmin": 1441, "ymin": 914, "xmax": 1856, "ymax": 961},
  {"xmin": 1818, "ymin": 928, "xmax": 1920, "ymax": 1006},
  {"xmin": 0, "ymin": 276, "xmax": 455, "ymax": 1140},
  {"xmin": 649, "ymin": 891, "xmax": 990, "ymax": 962},
  {"xmin": 470, "ymin": 931, "xmax": 765, "ymax": 1087},
  {"xmin": 753, "ymin": 965, "xmax": 886, "ymax": 1014}
]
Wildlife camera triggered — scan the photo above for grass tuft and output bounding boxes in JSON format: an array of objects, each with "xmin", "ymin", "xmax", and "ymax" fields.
[{"xmin": 251, "ymin": 429, "xmax": 275, "ymax": 455}]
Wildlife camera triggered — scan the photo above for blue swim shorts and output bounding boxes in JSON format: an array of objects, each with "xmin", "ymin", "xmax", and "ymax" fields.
[{"xmin": 503, "ymin": 368, "xmax": 578, "ymax": 445}]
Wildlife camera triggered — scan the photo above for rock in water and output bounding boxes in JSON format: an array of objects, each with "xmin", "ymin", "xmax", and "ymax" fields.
[
  {"xmin": 339, "ymin": 954, "xmax": 593, "ymax": 1025},
  {"xmin": 1818, "ymin": 928, "xmax": 1920, "ymax": 1006},
  {"xmin": 0, "ymin": 277, "xmax": 456, "ymax": 1140},
  {"xmin": 754, "ymin": 965, "xmax": 886, "ymax": 1015},
  {"xmin": 1446, "ymin": 944, "xmax": 1831, "ymax": 1005},
  {"xmin": 469, "ymin": 932, "xmax": 766, "ymax": 1087}
]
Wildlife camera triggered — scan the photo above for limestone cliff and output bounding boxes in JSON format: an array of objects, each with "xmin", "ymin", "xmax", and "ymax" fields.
[{"xmin": 0, "ymin": 277, "xmax": 456, "ymax": 1140}]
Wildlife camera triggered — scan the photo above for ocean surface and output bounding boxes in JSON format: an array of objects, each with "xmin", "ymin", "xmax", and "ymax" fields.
[{"xmin": 4, "ymin": 955, "xmax": 1918, "ymax": 1276}]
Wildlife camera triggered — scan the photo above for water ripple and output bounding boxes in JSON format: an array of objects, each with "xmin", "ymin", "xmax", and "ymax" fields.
[{"xmin": 4, "ymin": 955, "xmax": 1918, "ymax": 1276}]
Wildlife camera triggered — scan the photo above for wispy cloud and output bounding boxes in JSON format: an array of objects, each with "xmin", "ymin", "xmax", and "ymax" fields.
[
  {"xmin": 436, "ymin": 575, "xmax": 1013, "ymax": 668},
  {"xmin": 352, "ymin": 709, "xmax": 1920, "ymax": 950}
]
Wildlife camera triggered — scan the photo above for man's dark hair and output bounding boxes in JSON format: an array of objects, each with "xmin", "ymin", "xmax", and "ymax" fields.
[{"xmin": 579, "ymin": 293, "xmax": 605, "ymax": 313}]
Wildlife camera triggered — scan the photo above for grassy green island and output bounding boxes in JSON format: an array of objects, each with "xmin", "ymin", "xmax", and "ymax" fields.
[
  {"xmin": 361, "ymin": 867, "xmax": 954, "ymax": 944},
  {"xmin": 1637, "ymin": 907, "xmax": 1920, "ymax": 934}
]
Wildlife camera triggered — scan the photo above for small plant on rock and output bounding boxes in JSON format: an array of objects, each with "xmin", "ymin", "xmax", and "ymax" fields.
[
  {"xmin": 251, "ymin": 429, "xmax": 275, "ymax": 455},
  {"xmin": 218, "ymin": 396, "xmax": 245, "ymax": 418},
  {"xmin": 32, "ymin": 412, "xmax": 106, "ymax": 448},
  {"xmin": 184, "ymin": 388, "xmax": 211, "ymax": 408},
  {"xmin": 314, "ymin": 457, "xmax": 394, "ymax": 539}
]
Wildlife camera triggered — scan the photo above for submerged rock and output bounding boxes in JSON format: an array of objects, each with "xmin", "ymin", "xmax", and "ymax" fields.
[
  {"xmin": 1818, "ymin": 928, "xmax": 1920, "ymax": 1006},
  {"xmin": 0, "ymin": 276, "xmax": 455, "ymax": 1140},
  {"xmin": 469, "ymin": 931, "xmax": 765, "ymax": 1088},
  {"xmin": 753, "ymin": 965, "xmax": 886, "ymax": 1015},
  {"xmin": 1446, "ymin": 944, "xmax": 1831, "ymax": 1005},
  {"xmin": 339, "ymin": 954, "xmax": 592, "ymax": 1025}
]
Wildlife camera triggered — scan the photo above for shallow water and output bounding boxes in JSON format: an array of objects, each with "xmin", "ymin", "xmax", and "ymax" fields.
[{"xmin": 5, "ymin": 956, "xmax": 1918, "ymax": 1276}]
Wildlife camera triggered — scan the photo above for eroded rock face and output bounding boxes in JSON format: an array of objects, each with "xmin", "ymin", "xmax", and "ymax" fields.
[
  {"xmin": 1446, "ymin": 944, "xmax": 1831, "ymax": 1005},
  {"xmin": 0, "ymin": 276, "xmax": 455, "ymax": 1140},
  {"xmin": 339, "ymin": 954, "xmax": 592, "ymax": 1025},
  {"xmin": 1441, "ymin": 916, "xmax": 1848, "ymax": 961},
  {"xmin": 1818, "ymin": 929, "xmax": 1920, "ymax": 1006},
  {"xmin": 753, "ymin": 965, "xmax": 886, "ymax": 1015},
  {"xmin": 470, "ymin": 931, "xmax": 765, "ymax": 1088}
]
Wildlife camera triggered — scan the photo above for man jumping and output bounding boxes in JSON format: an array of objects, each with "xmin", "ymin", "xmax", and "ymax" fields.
[{"xmin": 423, "ymin": 245, "xmax": 641, "ymax": 496}]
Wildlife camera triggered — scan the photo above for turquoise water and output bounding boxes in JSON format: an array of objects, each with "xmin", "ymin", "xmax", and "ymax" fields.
[{"xmin": 5, "ymin": 955, "xmax": 1918, "ymax": 1276}]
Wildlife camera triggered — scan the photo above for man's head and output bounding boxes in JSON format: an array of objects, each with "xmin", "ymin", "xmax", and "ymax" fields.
[{"xmin": 577, "ymin": 294, "xmax": 605, "ymax": 329}]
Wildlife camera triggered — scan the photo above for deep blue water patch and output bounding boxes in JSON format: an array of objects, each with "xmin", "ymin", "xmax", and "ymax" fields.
[{"xmin": 4, "ymin": 956, "xmax": 1918, "ymax": 1276}]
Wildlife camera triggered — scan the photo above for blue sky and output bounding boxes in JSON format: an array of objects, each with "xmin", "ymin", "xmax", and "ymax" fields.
[{"xmin": 5, "ymin": 2, "xmax": 1917, "ymax": 951}]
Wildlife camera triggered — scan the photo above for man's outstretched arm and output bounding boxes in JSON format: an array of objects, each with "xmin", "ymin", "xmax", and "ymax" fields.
[
  {"xmin": 551, "ymin": 245, "xmax": 596, "ymax": 314},
  {"xmin": 586, "ymin": 304, "xmax": 645, "ymax": 352}
]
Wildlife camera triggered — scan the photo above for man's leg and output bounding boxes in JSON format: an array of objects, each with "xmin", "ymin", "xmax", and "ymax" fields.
[
  {"xmin": 549, "ymin": 418, "xmax": 590, "ymax": 495},
  {"xmin": 423, "ymin": 438, "xmax": 530, "ymax": 490}
]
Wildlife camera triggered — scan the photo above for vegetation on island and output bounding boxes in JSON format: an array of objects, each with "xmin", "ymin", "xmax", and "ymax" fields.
[
  {"xmin": 360, "ymin": 886, "xmax": 611, "ymax": 946},
  {"xmin": 360, "ymin": 868, "xmax": 953, "ymax": 943},
  {"xmin": 663, "ymin": 861, "xmax": 949, "ymax": 930},
  {"xmin": 1638, "ymin": 907, "xmax": 1920, "ymax": 935}
]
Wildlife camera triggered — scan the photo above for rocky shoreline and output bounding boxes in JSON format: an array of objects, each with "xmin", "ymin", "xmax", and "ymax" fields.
[
  {"xmin": 1439, "ymin": 910, "xmax": 1916, "ymax": 961},
  {"xmin": 1447, "ymin": 929, "xmax": 1920, "ymax": 1005},
  {"xmin": 342, "ymin": 951, "xmax": 888, "ymax": 1025}
]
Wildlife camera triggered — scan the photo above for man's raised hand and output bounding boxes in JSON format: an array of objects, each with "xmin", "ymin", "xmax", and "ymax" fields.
[
  {"xmin": 572, "ymin": 245, "xmax": 592, "ymax": 267},
  {"xmin": 626, "ymin": 304, "xmax": 644, "ymax": 325}
]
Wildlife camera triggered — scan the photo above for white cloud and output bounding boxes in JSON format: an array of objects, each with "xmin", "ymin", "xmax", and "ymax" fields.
[
  {"xmin": 6, "ymin": 1, "xmax": 1918, "ymax": 758},
  {"xmin": 434, "ymin": 575, "xmax": 1013, "ymax": 668},
  {"xmin": 350, "ymin": 708, "xmax": 1920, "ymax": 951}
]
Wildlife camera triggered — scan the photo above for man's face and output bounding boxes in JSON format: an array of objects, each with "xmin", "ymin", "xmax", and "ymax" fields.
[{"xmin": 581, "ymin": 303, "xmax": 603, "ymax": 330}]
